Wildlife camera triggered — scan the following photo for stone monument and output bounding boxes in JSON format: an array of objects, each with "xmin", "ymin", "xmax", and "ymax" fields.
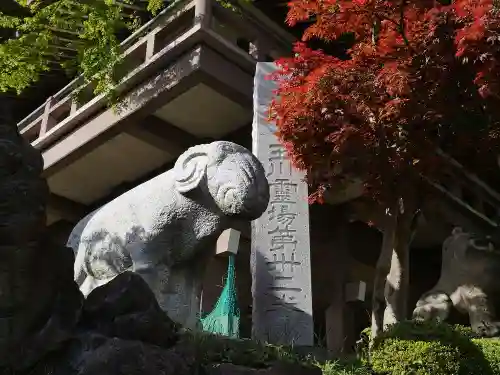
[
  {"xmin": 68, "ymin": 141, "xmax": 270, "ymax": 329},
  {"xmin": 251, "ymin": 62, "xmax": 314, "ymax": 346}
]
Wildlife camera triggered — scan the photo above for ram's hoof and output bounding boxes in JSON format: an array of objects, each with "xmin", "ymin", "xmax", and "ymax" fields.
[
  {"xmin": 413, "ymin": 293, "xmax": 451, "ymax": 323},
  {"xmin": 473, "ymin": 321, "xmax": 500, "ymax": 337}
]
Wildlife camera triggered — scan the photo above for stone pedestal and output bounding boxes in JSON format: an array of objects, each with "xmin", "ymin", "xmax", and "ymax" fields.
[{"xmin": 251, "ymin": 62, "xmax": 314, "ymax": 346}]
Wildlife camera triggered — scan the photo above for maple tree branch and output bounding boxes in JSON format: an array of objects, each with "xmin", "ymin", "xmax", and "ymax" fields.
[
  {"xmin": 372, "ymin": 18, "xmax": 381, "ymax": 45},
  {"xmin": 379, "ymin": 14, "xmax": 399, "ymax": 27},
  {"xmin": 374, "ymin": 0, "xmax": 412, "ymax": 51},
  {"xmin": 399, "ymin": 0, "xmax": 410, "ymax": 47}
]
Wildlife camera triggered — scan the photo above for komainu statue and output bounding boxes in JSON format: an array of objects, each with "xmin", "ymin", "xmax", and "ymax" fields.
[
  {"xmin": 68, "ymin": 141, "xmax": 270, "ymax": 328},
  {"xmin": 413, "ymin": 227, "xmax": 500, "ymax": 337},
  {"xmin": 0, "ymin": 119, "xmax": 319, "ymax": 375}
]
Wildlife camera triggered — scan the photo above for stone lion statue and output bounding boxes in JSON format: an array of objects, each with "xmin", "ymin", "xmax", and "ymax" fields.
[
  {"xmin": 67, "ymin": 141, "xmax": 269, "ymax": 328},
  {"xmin": 413, "ymin": 227, "xmax": 500, "ymax": 337}
]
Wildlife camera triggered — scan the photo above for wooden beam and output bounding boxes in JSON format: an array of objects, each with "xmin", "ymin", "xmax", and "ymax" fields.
[
  {"xmin": 41, "ymin": 42, "xmax": 203, "ymax": 177},
  {"xmin": 125, "ymin": 115, "xmax": 204, "ymax": 154},
  {"xmin": 47, "ymin": 193, "xmax": 88, "ymax": 222},
  {"xmin": 430, "ymin": 182, "xmax": 499, "ymax": 241}
]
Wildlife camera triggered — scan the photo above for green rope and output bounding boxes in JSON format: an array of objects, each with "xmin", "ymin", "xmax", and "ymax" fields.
[{"xmin": 200, "ymin": 254, "xmax": 240, "ymax": 338}]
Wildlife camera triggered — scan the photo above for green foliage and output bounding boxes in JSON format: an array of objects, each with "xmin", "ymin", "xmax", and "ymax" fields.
[
  {"xmin": 355, "ymin": 327, "xmax": 372, "ymax": 365},
  {"xmin": 180, "ymin": 330, "xmax": 304, "ymax": 368},
  {"xmin": 473, "ymin": 338, "xmax": 500, "ymax": 375},
  {"xmin": 0, "ymin": 29, "xmax": 52, "ymax": 93},
  {"xmin": 319, "ymin": 360, "xmax": 373, "ymax": 375},
  {"xmin": 179, "ymin": 330, "xmax": 371, "ymax": 374},
  {"xmin": 0, "ymin": 0, "xmax": 166, "ymax": 97},
  {"xmin": 369, "ymin": 320, "xmax": 493, "ymax": 375},
  {"xmin": 0, "ymin": 0, "xmax": 249, "ymax": 104},
  {"xmin": 146, "ymin": 0, "xmax": 165, "ymax": 14},
  {"xmin": 182, "ymin": 323, "xmax": 500, "ymax": 375}
]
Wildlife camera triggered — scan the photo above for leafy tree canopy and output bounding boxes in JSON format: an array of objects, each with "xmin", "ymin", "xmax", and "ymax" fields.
[
  {"xmin": 270, "ymin": 0, "xmax": 500, "ymax": 208},
  {"xmin": 0, "ymin": 0, "xmax": 165, "ymax": 98}
]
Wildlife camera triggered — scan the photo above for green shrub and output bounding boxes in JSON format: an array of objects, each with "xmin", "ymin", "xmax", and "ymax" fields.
[
  {"xmin": 319, "ymin": 360, "xmax": 373, "ymax": 375},
  {"xmin": 473, "ymin": 338, "xmax": 500, "ymax": 374},
  {"xmin": 370, "ymin": 320, "xmax": 491, "ymax": 375},
  {"xmin": 180, "ymin": 325, "xmax": 500, "ymax": 375}
]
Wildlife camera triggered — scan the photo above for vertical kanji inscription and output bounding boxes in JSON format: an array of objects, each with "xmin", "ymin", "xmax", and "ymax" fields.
[{"xmin": 251, "ymin": 62, "xmax": 314, "ymax": 346}]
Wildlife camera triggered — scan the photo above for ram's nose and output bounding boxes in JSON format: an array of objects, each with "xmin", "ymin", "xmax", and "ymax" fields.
[{"xmin": 239, "ymin": 162, "xmax": 255, "ymax": 186}]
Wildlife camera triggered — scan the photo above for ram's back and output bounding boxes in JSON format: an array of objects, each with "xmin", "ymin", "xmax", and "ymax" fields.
[{"xmin": 69, "ymin": 171, "xmax": 180, "ymax": 277}]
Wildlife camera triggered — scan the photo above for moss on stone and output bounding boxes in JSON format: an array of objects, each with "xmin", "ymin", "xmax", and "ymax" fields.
[{"xmin": 178, "ymin": 330, "xmax": 371, "ymax": 374}]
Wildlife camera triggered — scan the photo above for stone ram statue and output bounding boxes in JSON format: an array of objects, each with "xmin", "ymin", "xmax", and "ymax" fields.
[
  {"xmin": 413, "ymin": 227, "xmax": 500, "ymax": 337},
  {"xmin": 67, "ymin": 141, "xmax": 269, "ymax": 328}
]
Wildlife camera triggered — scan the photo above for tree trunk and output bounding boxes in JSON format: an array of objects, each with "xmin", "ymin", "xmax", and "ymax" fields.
[
  {"xmin": 371, "ymin": 200, "xmax": 418, "ymax": 343},
  {"xmin": 383, "ymin": 216, "xmax": 412, "ymax": 328},
  {"xmin": 371, "ymin": 208, "xmax": 397, "ymax": 342}
]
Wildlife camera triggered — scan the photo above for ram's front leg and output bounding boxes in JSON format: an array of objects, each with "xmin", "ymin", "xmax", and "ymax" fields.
[
  {"xmin": 132, "ymin": 261, "xmax": 203, "ymax": 330},
  {"xmin": 454, "ymin": 286, "xmax": 500, "ymax": 337},
  {"xmin": 132, "ymin": 262, "xmax": 171, "ymax": 309},
  {"xmin": 161, "ymin": 267, "xmax": 203, "ymax": 330},
  {"xmin": 413, "ymin": 290, "xmax": 452, "ymax": 323}
]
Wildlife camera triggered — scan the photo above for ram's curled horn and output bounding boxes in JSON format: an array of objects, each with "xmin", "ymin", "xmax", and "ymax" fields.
[
  {"xmin": 469, "ymin": 237, "xmax": 496, "ymax": 252},
  {"xmin": 173, "ymin": 144, "xmax": 210, "ymax": 193}
]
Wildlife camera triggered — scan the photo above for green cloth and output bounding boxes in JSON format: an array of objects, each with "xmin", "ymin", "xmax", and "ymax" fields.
[{"xmin": 200, "ymin": 254, "xmax": 240, "ymax": 338}]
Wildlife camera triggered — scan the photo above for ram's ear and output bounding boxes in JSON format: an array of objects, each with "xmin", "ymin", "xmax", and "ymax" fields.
[{"xmin": 173, "ymin": 145, "xmax": 210, "ymax": 193}]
